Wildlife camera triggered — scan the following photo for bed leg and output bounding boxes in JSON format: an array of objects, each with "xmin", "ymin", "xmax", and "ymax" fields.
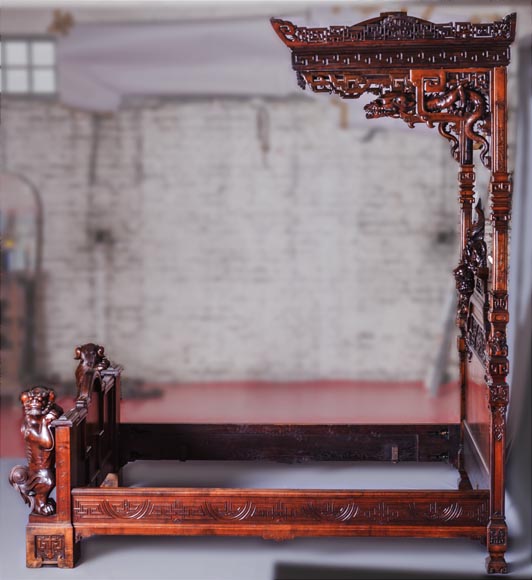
[
  {"xmin": 26, "ymin": 524, "xmax": 79, "ymax": 568},
  {"xmin": 486, "ymin": 522, "xmax": 508, "ymax": 574},
  {"xmin": 458, "ymin": 470, "xmax": 472, "ymax": 490}
]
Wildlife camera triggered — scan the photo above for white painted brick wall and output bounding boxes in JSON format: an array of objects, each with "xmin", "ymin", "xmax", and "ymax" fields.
[{"xmin": 1, "ymin": 96, "xmax": 462, "ymax": 383}]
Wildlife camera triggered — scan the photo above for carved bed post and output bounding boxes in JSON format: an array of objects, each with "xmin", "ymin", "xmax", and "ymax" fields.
[
  {"xmin": 457, "ymin": 154, "xmax": 475, "ymax": 490},
  {"xmin": 486, "ymin": 65, "xmax": 511, "ymax": 574}
]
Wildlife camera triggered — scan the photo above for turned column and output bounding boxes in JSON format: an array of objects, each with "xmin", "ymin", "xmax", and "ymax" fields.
[{"xmin": 486, "ymin": 66, "xmax": 511, "ymax": 575}]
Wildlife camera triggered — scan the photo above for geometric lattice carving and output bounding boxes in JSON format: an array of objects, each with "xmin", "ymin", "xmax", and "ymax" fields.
[{"xmin": 35, "ymin": 535, "xmax": 65, "ymax": 563}]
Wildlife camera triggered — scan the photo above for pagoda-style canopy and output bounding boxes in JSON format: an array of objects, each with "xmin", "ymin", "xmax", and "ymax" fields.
[{"xmin": 272, "ymin": 12, "xmax": 516, "ymax": 168}]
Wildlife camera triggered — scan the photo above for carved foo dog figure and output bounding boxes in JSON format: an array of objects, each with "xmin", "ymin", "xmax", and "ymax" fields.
[
  {"xmin": 9, "ymin": 387, "xmax": 63, "ymax": 516},
  {"xmin": 74, "ymin": 343, "xmax": 110, "ymax": 404}
]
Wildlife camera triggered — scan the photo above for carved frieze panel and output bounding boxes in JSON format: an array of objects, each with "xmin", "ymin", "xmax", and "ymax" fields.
[
  {"xmin": 73, "ymin": 493, "xmax": 490, "ymax": 526},
  {"xmin": 272, "ymin": 13, "xmax": 515, "ymax": 46}
]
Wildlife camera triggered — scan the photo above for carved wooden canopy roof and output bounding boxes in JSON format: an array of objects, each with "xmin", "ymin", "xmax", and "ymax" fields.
[{"xmin": 271, "ymin": 12, "xmax": 516, "ymax": 168}]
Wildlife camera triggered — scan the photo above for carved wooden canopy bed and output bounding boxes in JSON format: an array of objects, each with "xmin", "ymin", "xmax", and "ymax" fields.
[{"xmin": 9, "ymin": 12, "xmax": 516, "ymax": 574}]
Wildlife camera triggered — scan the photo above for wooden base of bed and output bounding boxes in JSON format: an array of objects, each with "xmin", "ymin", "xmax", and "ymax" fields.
[
  {"xmin": 10, "ymin": 346, "xmax": 507, "ymax": 574},
  {"xmin": 13, "ymin": 351, "xmax": 505, "ymax": 573}
]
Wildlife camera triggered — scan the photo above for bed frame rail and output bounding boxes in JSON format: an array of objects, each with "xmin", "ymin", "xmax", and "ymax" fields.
[
  {"xmin": 71, "ymin": 487, "xmax": 489, "ymax": 542},
  {"xmin": 120, "ymin": 423, "xmax": 460, "ymax": 465}
]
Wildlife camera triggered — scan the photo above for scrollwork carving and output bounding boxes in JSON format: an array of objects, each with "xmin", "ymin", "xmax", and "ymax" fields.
[
  {"xmin": 492, "ymin": 406, "xmax": 507, "ymax": 441},
  {"xmin": 453, "ymin": 263, "xmax": 474, "ymax": 330},
  {"xmin": 424, "ymin": 79, "xmax": 490, "ymax": 166},
  {"xmin": 467, "ymin": 316, "xmax": 487, "ymax": 363},
  {"xmin": 9, "ymin": 387, "xmax": 63, "ymax": 516},
  {"xmin": 488, "ymin": 331, "xmax": 508, "ymax": 357},
  {"xmin": 464, "ymin": 200, "xmax": 487, "ymax": 273},
  {"xmin": 454, "ymin": 200, "xmax": 487, "ymax": 331},
  {"xmin": 300, "ymin": 73, "xmax": 373, "ymax": 99},
  {"xmin": 438, "ymin": 122, "xmax": 460, "ymax": 161}
]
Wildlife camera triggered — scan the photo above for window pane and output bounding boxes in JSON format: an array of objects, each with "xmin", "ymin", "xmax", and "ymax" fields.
[
  {"xmin": 32, "ymin": 68, "xmax": 56, "ymax": 93},
  {"xmin": 31, "ymin": 41, "xmax": 55, "ymax": 66},
  {"xmin": 6, "ymin": 68, "xmax": 30, "ymax": 92},
  {"xmin": 5, "ymin": 41, "xmax": 28, "ymax": 66}
]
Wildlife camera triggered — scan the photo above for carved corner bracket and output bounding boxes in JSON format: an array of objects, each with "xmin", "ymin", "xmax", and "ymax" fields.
[
  {"xmin": 271, "ymin": 12, "xmax": 516, "ymax": 168},
  {"xmin": 291, "ymin": 69, "xmax": 492, "ymax": 168},
  {"xmin": 9, "ymin": 387, "xmax": 63, "ymax": 516}
]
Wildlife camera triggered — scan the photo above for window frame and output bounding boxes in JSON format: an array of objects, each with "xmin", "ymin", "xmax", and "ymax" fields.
[{"xmin": 1, "ymin": 35, "xmax": 58, "ymax": 98}]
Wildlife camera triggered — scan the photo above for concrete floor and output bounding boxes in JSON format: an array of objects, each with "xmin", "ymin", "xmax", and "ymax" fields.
[{"xmin": 1, "ymin": 458, "xmax": 531, "ymax": 580}]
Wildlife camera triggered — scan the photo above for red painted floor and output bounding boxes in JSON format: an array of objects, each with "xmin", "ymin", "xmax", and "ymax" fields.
[{"xmin": 0, "ymin": 380, "xmax": 459, "ymax": 457}]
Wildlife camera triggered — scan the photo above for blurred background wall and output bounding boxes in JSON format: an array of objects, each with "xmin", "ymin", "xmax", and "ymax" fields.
[{"xmin": 0, "ymin": 0, "xmax": 529, "ymax": 416}]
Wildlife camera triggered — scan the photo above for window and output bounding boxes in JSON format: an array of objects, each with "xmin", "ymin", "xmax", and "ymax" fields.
[{"xmin": 1, "ymin": 38, "xmax": 57, "ymax": 95}]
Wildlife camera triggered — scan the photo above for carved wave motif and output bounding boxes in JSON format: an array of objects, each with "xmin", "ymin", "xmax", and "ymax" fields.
[
  {"xmin": 101, "ymin": 499, "xmax": 151, "ymax": 520},
  {"xmin": 202, "ymin": 501, "xmax": 257, "ymax": 521},
  {"xmin": 306, "ymin": 501, "xmax": 360, "ymax": 522},
  {"xmin": 424, "ymin": 502, "xmax": 464, "ymax": 522}
]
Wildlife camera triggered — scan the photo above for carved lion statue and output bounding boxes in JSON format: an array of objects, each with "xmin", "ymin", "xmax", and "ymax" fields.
[{"xmin": 9, "ymin": 387, "xmax": 63, "ymax": 516}]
